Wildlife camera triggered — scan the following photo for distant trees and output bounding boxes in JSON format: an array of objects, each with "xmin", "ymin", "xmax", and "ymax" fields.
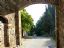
[
  {"xmin": 20, "ymin": 4, "xmax": 56, "ymax": 39},
  {"xmin": 34, "ymin": 4, "xmax": 56, "ymax": 39},
  {"xmin": 20, "ymin": 9, "xmax": 34, "ymax": 37}
]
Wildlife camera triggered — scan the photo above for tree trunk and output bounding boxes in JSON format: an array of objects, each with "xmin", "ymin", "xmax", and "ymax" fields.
[{"xmin": 22, "ymin": 29, "xmax": 24, "ymax": 38}]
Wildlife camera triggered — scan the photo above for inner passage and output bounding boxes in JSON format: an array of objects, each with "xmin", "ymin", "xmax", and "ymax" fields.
[{"xmin": 20, "ymin": 4, "xmax": 56, "ymax": 48}]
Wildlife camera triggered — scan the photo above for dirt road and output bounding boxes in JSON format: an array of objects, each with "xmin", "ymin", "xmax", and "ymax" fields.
[{"xmin": 21, "ymin": 37, "xmax": 56, "ymax": 48}]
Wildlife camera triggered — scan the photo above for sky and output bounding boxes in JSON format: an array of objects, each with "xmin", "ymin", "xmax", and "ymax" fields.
[{"xmin": 25, "ymin": 4, "xmax": 48, "ymax": 25}]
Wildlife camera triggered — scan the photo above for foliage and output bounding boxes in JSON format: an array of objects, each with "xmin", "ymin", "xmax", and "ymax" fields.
[
  {"xmin": 28, "ymin": 25, "xmax": 35, "ymax": 36},
  {"xmin": 20, "ymin": 9, "xmax": 34, "ymax": 32},
  {"xmin": 35, "ymin": 4, "xmax": 56, "ymax": 38}
]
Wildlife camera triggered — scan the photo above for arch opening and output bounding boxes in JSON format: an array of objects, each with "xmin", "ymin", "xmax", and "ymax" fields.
[
  {"xmin": 0, "ymin": 16, "xmax": 7, "ymax": 23},
  {"xmin": 20, "ymin": 4, "xmax": 57, "ymax": 48}
]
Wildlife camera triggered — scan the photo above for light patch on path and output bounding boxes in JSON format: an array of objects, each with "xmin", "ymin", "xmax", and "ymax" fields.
[{"xmin": 21, "ymin": 37, "xmax": 56, "ymax": 48}]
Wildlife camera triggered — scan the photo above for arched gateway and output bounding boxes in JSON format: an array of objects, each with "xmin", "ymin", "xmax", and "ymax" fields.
[{"xmin": 0, "ymin": 0, "xmax": 64, "ymax": 48}]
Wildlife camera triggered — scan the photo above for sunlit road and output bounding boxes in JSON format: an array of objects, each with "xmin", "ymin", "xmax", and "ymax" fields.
[{"xmin": 21, "ymin": 37, "xmax": 56, "ymax": 48}]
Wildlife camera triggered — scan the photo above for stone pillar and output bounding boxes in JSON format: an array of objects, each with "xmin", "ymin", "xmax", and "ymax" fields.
[
  {"xmin": 18, "ymin": 11, "xmax": 22, "ymax": 46},
  {"xmin": 4, "ymin": 20, "xmax": 10, "ymax": 47},
  {"xmin": 56, "ymin": 5, "xmax": 60, "ymax": 48},
  {"xmin": 56, "ymin": 0, "xmax": 64, "ymax": 48},
  {"xmin": 5, "ymin": 13, "xmax": 16, "ymax": 48},
  {"xmin": 15, "ymin": 10, "xmax": 20, "ymax": 46},
  {"xmin": 4, "ymin": 11, "xmax": 21, "ymax": 48}
]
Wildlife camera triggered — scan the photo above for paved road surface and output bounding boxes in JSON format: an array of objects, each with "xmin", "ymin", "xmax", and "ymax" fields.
[{"xmin": 21, "ymin": 37, "xmax": 56, "ymax": 48}]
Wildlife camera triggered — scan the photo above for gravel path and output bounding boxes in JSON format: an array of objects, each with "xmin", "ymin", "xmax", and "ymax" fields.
[{"xmin": 21, "ymin": 37, "xmax": 56, "ymax": 48}]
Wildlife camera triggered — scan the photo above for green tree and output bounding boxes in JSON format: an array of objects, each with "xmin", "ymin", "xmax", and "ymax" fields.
[
  {"xmin": 20, "ymin": 9, "xmax": 34, "ymax": 37},
  {"xmin": 35, "ymin": 4, "xmax": 55, "ymax": 38}
]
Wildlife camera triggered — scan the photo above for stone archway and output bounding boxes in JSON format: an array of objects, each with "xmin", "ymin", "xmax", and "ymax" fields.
[
  {"xmin": 19, "ymin": 1, "xmax": 59, "ymax": 48},
  {"xmin": 20, "ymin": 3, "xmax": 58, "ymax": 47},
  {"xmin": 0, "ymin": 0, "xmax": 64, "ymax": 48}
]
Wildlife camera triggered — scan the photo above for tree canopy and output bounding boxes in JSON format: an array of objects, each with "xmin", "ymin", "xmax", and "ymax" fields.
[
  {"xmin": 20, "ymin": 9, "xmax": 34, "ymax": 32},
  {"xmin": 35, "ymin": 4, "xmax": 55, "ymax": 38}
]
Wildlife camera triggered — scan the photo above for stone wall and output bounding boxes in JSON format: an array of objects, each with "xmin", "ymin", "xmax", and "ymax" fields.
[
  {"xmin": 0, "ymin": 13, "xmax": 22, "ymax": 48},
  {"xmin": 5, "ymin": 13, "xmax": 16, "ymax": 48},
  {"xmin": 0, "ymin": 0, "xmax": 57, "ymax": 15}
]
